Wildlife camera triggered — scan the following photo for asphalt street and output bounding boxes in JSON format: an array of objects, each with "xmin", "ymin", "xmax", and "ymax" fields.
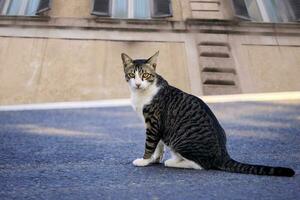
[{"xmin": 0, "ymin": 100, "xmax": 299, "ymax": 200}]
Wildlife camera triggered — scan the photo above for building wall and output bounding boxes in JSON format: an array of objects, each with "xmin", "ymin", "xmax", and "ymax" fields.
[
  {"xmin": 0, "ymin": 0, "xmax": 299, "ymax": 105},
  {"xmin": 231, "ymin": 34, "xmax": 300, "ymax": 93},
  {"xmin": 0, "ymin": 36, "xmax": 191, "ymax": 104},
  {"xmin": 50, "ymin": 0, "xmax": 91, "ymax": 18}
]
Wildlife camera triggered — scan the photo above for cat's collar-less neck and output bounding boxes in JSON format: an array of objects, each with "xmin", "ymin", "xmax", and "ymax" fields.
[{"xmin": 130, "ymin": 79, "xmax": 160, "ymax": 120}]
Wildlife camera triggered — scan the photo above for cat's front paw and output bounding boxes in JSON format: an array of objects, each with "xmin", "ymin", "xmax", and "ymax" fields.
[{"xmin": 132, "ymin": 158, "xmax": 152, "ymax": 167}]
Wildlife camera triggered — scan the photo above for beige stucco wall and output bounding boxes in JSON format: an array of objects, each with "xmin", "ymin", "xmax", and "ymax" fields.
[
  {"xmin": 238, "ymin": 45, "xmax": 300, "ymax": 92},
  {"xmin": 231, "ymin": 35, "xmax": 300, "ymax": 93},
  {"xmin": 188, "ymin": 0, "xmax": 234, "ymax": 20},
  {"xmin": 0, "ymin": 37, "xmax": 190, "ymax": 105},
  {"xmin": 50, "ymin": 0, "xmax": 90, "ymax": 18}
]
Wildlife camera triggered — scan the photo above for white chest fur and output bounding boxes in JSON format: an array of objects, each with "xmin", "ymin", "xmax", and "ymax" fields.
[{"xmin": 130, "ymin": 84, "xmax": 160, "ymax": 121}]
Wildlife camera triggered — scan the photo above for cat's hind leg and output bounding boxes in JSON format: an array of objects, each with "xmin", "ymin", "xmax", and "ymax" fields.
[{"xmin": 164, "ymin": 151, "xmax": 203, "ymax": 170}]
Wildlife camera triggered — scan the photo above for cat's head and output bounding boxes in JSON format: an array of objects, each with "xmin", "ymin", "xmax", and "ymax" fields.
[{"xmin": 121, "ymin": 51, "xmax": 159, "ymax": 91}]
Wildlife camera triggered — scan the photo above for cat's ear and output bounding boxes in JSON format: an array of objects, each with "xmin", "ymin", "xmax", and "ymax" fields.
[
  {"xmin": 147, "ymin": 51, "xmax": 159, "ymax": 70},
  {"xmin": 121, "ymin": 53, "xmax": 133, "ymax": 66}
]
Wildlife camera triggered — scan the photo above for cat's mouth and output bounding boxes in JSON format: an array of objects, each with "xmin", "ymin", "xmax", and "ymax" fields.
[{"xmin": 133, "ymin": 85, "xmax": 146, "ymax": 91}]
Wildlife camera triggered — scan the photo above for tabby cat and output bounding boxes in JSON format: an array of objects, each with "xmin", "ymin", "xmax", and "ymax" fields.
[{"xmin": 121, "ymin": 51, "xmax": 295, "ymax": 177}]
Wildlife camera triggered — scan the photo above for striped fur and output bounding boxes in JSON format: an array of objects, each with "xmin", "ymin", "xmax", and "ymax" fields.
[{"xmin": 122, "ymin": 52, "xmax": 295, "ymax": 177}]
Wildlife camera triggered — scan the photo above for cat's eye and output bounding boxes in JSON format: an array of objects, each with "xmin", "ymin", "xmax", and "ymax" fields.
[
  {"xmin": 142, "ymin": 73, "xmax": 151, "ymax": 79},
  {"xmin": 128, "ymin": 73, "xmax": 135, "ymax": 78}
]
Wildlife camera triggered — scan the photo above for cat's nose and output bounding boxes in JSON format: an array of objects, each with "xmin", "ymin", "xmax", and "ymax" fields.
[{"xmin": 136, "ymin": 83, "xmax": 141, "ymax": 88}]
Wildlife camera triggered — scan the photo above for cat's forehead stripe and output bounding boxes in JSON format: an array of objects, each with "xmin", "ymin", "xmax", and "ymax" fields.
[{"xmin": 133, "ymin": 59, "xmax": 147, "ymax": 65}]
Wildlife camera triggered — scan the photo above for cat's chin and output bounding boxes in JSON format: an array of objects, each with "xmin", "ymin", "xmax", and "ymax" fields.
[{"xmin": 131, "ymin": 87, "xmax": 146, "ymax": 91}]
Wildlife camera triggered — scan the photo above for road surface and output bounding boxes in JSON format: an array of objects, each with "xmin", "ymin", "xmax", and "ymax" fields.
[{"xmin": 0, "ymin": 100, "xmax": 299, "ymax": 199}]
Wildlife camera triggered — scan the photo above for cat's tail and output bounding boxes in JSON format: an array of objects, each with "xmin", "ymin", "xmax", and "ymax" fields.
[{"xmin": 219, "ymin": 158, "xmax": 295, "ymax": 177}]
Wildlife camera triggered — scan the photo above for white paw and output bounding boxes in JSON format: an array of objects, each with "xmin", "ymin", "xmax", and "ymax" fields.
[
  {"xmin": 164, "ymin": 158, "xmax": 203, "ymax": 169},
  {"xmin": 164, "ymin": 159, "xmax": 177, "ymax": 167},
  {"xmin": 132, "ymin": 158, "xmax": 152, "ymax": 167}
]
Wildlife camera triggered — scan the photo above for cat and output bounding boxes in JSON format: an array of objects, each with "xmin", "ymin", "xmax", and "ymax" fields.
[{"xmin": 121, "ymin": 51, "xmax": 295, "ymax": 177}]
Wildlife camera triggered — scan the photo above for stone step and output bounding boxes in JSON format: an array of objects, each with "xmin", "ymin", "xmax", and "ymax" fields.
[
  {"xmin": 200, "ymin": 52, "xmax": 230, "ymax": 58},
  {"xmin": 198, "ymin": 45, "xmax": 230, "ymax": 57},
  {"xmin": 199, "ymin": 57, "xmax": 236, "ymax": 73},
  {"xmin": 199, "ymin": 41, "xmax": 230, "ymax": 47},
  {"xmin": 202, "ymin": 84, "xmax": 241, "ymax": 95},
  {"xmin": 198, "ymin": 40, "xmax": 240, "ymax": 95},
  {"xmin": 201, "ymin": 72, "xmax": 237, "ymax": 85}
]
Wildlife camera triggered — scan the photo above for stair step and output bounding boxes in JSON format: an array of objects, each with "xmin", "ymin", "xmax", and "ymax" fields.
[
  {"xmin": 202, "ymin": 67, "xmax": 236, "ymax": 74},
  {"xmin": 199, "ymin": 42, "xmax": 230, "ymax": 47},
  {"xmin": 203, "ymin": 85, "xmax": 241, "ymax": 95},
  {"xmin": 202, "ymin": 72, "xmax": 237, "ymax": 85},
  {"xmin": 198, "ymin": 41, "xmax": 240, "ymax": 95},
  {"xmin": 200, "ymin": 52, "xmax": 230, "ymax": 58},
  {"xmin": 203, "ymin": 80, "xmax": 235, "ymax": 85},
  {"xmin": 198, "ymin": 45, "xmax": 230, "ymax": 57},
  {"xmin": 200, "ymin": 57, "xmax": 236, "ymax": 72}
]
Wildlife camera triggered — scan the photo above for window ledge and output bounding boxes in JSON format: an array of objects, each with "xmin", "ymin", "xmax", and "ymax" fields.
[
  {"xmin": 237, "ymin": 21, "xmax": 300, "ymax": 27},
  {"xmin": 94, "ymin": 17, "xmax": 171, "ymax": 25},
  {"xmin": 186, "ymin": 18, "xmax": 300, "ymax": 27},
  {"xmin": 0, "ymin": 16, "xmax": 299, "ymax": 36},
  {"xmin": 186, "ymin": 18, "xmax": 234, "ymax": 26},
  {"xmin": 0, "ymin": 15, "xmax": 50, "ymax": 22},
  {"xmin": 93, "ymin": 17, "xmax": 184, "ymax": 31}
]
